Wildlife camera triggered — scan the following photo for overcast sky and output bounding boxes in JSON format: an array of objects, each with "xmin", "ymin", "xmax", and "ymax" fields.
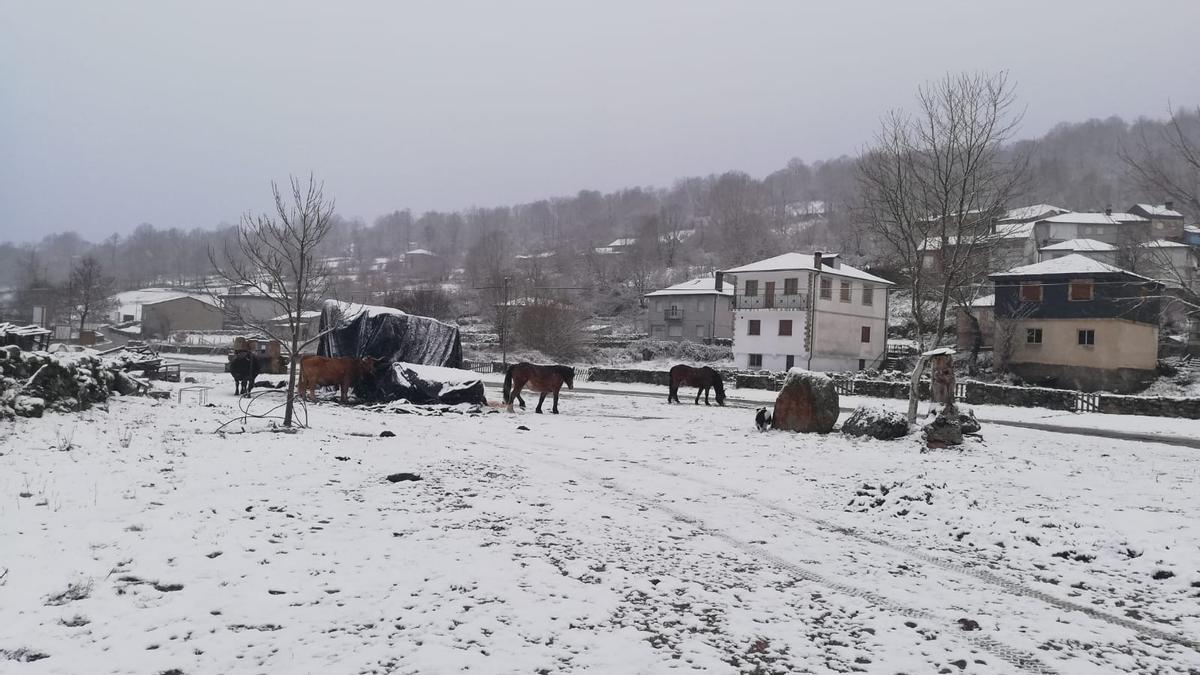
[{"xmin": 2, "ymin": 0, "xmax": 1199, "ymax": 243}]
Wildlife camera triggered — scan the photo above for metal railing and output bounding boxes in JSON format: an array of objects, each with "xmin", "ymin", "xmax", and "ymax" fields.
[
  {"xmin": 733, "ymin": 293, "xmax": 809, "ymax": 310},
  {"xmin": 664, "ymin": 307, "xmax": 685, "ymax": 320}
]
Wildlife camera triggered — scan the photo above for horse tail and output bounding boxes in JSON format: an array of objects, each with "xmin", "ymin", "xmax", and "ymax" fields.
[{"xmin": 502, "ymin": 364, "xmax": 514, "ymax": 404}]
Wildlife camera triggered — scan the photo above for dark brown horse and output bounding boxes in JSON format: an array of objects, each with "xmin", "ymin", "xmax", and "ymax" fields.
[
  {"xmin": 668, "ymin": 364, "xmax": 726, "ymax": 406},
  {"xmin": 503, "ymin": 362, "xmax": 575, "ymax": 414}
]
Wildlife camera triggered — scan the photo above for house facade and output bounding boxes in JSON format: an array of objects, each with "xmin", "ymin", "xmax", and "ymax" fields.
[
  {"xmin": 402, "ymin": 249, "xmax": 449, "ymax": 281},
  {"xmin": 721, "ymin": 252, "xmax": 893, "ymax": 372},
  {"xmin": 1128, "ymin": 203, "xmax": 1185, "ymax": 240},
  {"xmin": 1037, "ymin": 238, "xmax": 1118, "ymax": 265},
  {"xmin": 643, "ymin": 276, "xmax": 733, "ymax": 342},
  {"xmin": 989, "ymin": 254, "xmax": 1162, "ymax": 392},
  {"xmin": 1032, "ymin": 211, "xmax": 1149, "ymax": 248},
  {"xmin": 141, "ymin": 296, "xmax": 224, "ymax": 339}
]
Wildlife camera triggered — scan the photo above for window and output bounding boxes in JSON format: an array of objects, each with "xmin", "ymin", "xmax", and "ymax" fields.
[
  {"xmin": 819, "ymin": 277, "xmax": 832, "ymax": 299},
  {"xmin": 749, "ymin": 353, "xmax": 763, "ymax": 368},
  {"xmin": 1026, "ymin": 328, "xmax": 1043, "ymax": 344},
  {"xmin": 840, "ymin": 281, "xmax": 852, "ymax": 302},
  {"xmin": 745, "ymin": 280, "xmax": 758, "ymax": 296},
  {"xmin": 1068, "ymin": 279, "xmax": 1094, "ymax": 301},
  {"xmin": 779, "ymin": 319, "xmax": 793, "ymax": 336},
  {"xmin": 862, "ymin": 284, "xmax": 874, "ymax": 306},
  {"xmin": 858, "ymin": 359, "xmax": 866, "ymax": 371},
  {"xmin": 784, "ymin": 278, "xmax": 799, "ymax": 295},
  {"xmin": 786, "ymin": 355, "xmax": 795, "ymax": 370},
  {"xmin": 748, "ymin": 319, "xmax": 761, "ymax": 336},
  {"xmin": 1019, "ymin": 282, "xmax": 1043, "ymax": 302},
  {"xmin": 1078, "ymin": 329, "xmax": 1095, "ymax": 346},
  {"xmin": 860, "ymin": 326, "xmax": 871, "ymax": 343},
  {"xmin": 656, "ymin": 300, "xmax": 664, "ymax": 312},
  {"xmin": 697, "ymin": 297, "xmax": 705, "ymax": 312},
  {"xmin": 668, "ymin": 324, "xmax": 682, "ymax": 337},
  {"xmin": 695, "ymin": 325, "xmax": 706, "ymax": 338},
  {"xmin": 652, "ymin": 325, "xmax": 665, "ymax": 337}
]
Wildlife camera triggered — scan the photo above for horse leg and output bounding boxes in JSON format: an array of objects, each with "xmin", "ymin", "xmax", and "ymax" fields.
[
  {"xmin": 704, "ymin": 388, "xmax": 711, "ymax": 405},
  {"xmin": 552, "ymin": 388, "xmax": 560, "ymax": 414},
  {"xmin": 694, "ymin": 387, "xmax": 702, "ymax": 405},
  {"xmin": 535, "ymin": 392, "xmax": 547, "ymax": 414},
  {"xmin": 339, "ymin": 381, "xmax": 348, "ymax": 404}
]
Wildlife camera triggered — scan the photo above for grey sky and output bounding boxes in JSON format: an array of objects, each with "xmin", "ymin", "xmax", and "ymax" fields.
[{"xmin": 2, "ymin": 0, "xmax": 1198, "ymax": 243}]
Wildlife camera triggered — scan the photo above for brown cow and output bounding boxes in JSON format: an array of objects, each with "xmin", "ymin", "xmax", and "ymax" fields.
[{"xmin": 298, "ymin": 355, "xmax": 378, "ymax": 403}]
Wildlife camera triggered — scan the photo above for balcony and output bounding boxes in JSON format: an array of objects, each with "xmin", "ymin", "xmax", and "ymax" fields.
[
  {"xmin": 734, "ymin": 293, "xmax": 809, "ymax": 310},
  {"xmin": 664, "ymin": 307, "xmax": 685, "ymax": 321}
]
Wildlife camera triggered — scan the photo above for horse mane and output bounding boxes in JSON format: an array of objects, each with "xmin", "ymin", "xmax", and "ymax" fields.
[{"xmin": 554, "ymin": 365, "xmax": 575, "ymax": 379}]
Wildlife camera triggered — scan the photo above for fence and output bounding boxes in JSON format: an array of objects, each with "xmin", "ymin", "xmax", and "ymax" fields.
[{"xmin": 581, "ymin": 365, "xmax": 1200, "ymax": 420}]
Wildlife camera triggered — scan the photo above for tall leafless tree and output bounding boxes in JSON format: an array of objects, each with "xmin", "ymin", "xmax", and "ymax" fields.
[
  {"xmin": 857, "ymin": 71, "xmax": 1029, "ymax": 349},
  {"xmin": 208, "ymin": 176, "xmax": 335, "ymax": 428},
  {"xmin": 1123, "ymin": 107, "xmax": 1200, "ymax": 217},
  {"xmin": 67, "ymin": 256, "xmax": 116, "ymax": 334}
]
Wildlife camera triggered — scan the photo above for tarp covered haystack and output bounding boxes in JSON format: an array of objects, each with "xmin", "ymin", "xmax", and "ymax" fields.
[
  {"xmin": 384, "ymin": 363, "xmax": 486, "ymax": 406},
  {"xmin": 318, "ymin": 300, "xmax": 472, "ymax": 403}
]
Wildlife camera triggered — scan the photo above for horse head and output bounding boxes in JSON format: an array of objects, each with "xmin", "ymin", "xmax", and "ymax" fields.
[
  {"xmin": 563, "ymin": 366, "xmax": 575, "ymax": 390},
  {"xmin": 713, "ymin": 372, "xmax": 726, "ymax": 406}
]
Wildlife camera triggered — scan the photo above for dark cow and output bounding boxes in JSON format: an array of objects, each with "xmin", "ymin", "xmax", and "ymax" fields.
[
  {"xmin": 299, "ymin": 355, "xmax": 378, "ymax": 404},
  {"xmin": 229, "ymin": 351, "xmax": 266, "ymax": 397}
]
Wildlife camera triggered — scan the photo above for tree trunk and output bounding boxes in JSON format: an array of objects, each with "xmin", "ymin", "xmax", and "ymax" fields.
[{"xmin": 283, "ymin": 328, "xmax": 300, "ymax": 427}]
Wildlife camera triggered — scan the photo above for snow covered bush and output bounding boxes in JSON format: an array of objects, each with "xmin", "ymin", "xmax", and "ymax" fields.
[{"xmin": 0, "ymin": 350, "xmax": 120, "ymax": 419}]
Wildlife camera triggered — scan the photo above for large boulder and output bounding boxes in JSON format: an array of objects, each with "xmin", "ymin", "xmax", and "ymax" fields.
[
  {"xmin": 842, "ymin": 405, "xmax": 909, "ymax": 440},
  {"xmin": 771, "ymin": 368, "xmax": 839, "ymax": 433}
]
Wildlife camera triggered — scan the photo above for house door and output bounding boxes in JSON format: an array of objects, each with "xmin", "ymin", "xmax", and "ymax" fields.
[{"xmin": 764, "ymin": 281, "xmax": 775, "ymax": 308}]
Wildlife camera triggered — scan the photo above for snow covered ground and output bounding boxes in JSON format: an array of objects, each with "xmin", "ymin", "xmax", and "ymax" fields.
[{"xmin": 2, "ymin": 372, "xmax": 1199, "ymax": 673}]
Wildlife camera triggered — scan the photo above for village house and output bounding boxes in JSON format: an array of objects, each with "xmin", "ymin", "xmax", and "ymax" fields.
[
  {"xmin": 1127, "ymin": 202, "xmax": 1186, "ymax": 240},
  {"xmin": 721, "ymin": 252, "xmax": 894, "ymax": 372},
  {"xmin": 1037, "ymin": 238, "xmax": 1118, "ymax": 265},
  {"xmin": 989, "ymin": 254, "xmax": 1162, "ymax": 393},
  {"xmin": 219, "ymin": 285, "xmax": 287, "ymax": 329},
  {"xmin": 642, "ymin": 276, "xmax": 734, "ymax": 342},
  {"xmin": 1031, "ymin": 209, "xmax": 1149, "ymax": 249},
  {"xmin": 955, "ymin": 294, "xmax": 996, "ymax": 352},
  {"xmin": 140, "ymin": 295, "xmax": 224, "ymax": 339},
  {"xmin": 401, "ymin": 249, "xmax": 449, "ymax": 281}
]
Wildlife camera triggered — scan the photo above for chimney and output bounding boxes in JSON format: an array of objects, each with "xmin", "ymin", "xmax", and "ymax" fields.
[
  {"xmin": 813, "ymin": 251, "xmax": 823, "ymax": 270},
  {"xmin": 1104, "ymin": 206, "xmax": 1112, "ymax": 216},
  {"xmin": 714, "ymin": 271, "xmax": 724, "ymax": 291},
  {"xmin": 1165, "ymin": 200, "xmax": 1174, "ymax": 211}
]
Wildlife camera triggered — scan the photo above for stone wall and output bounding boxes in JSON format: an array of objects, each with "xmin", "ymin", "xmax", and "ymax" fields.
[{"xmin": 1097, "ymin": 394, "xmax": 1200, "ymax": 419}]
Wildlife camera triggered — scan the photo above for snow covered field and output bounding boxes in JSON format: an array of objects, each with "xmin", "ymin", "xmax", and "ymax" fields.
[{"xmin": 2, "ymin": 373, "xmax": 1199, "ymax": 674}]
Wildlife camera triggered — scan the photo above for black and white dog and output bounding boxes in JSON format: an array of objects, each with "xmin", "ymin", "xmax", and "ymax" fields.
[{"xmin": 755, "ymin": 407, "xmax": 772, "ymax": 431}]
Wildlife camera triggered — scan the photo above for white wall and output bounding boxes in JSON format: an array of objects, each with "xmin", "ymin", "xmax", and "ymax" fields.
[{"xmin": 730, "ymin": 268, "xmax": 888, "ymax": 371}]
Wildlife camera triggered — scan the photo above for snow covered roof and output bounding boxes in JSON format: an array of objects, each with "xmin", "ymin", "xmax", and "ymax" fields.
[
  {"xmin": 1141, "ymin": 239, "xmax": 1191, "ymax": 248},
  {"xmin": 990, "ymin": 253, "xmax": 1154, "ymax": 280},
  {"xmin": 405, "ymin": 249, "xmax": 437, "ymax": 256},
  {"xmin": 605, "ymin": 238, "xmax": 638, "ymax": 248},
  {"xmin": 1131, "ymin": 203, "xmax": 1184, "ymax": 218},
  {"xmin": 141, "ymin": 294, "xmax": 219, "ymax": 308},
  {"xmin": 644, "ymin": 276, "xmax": 734, "ymax": 298},
  {"xmin": 268, "ymin": 310, "xmax": 323, "ymax": 321},
  {"xmin": 515, "ymin": 251, "xmax": 555, "ymax": 260},
  {"xmin": 722, "ymin": 252, "xmax": 894, "ymax": 285},
  {"xmin": 1002, "ymin": 204, "xmax": 1067, "ymax": 222},
  {"xmin": 1039, "ymin": 239, "xmax": 1117, "ymax": 252},
  {"xmin": 1039, "ymin": 212, "xmax": 1147, "ymax": 225},
  {"xmin": 970, "ymin": 294, "xmax": 995, "ymax": 308}
]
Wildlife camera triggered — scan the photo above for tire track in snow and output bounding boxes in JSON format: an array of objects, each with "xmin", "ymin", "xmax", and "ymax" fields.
[
  {"xmin": 531, "ymin": 455, "xmax": 1062, "ymax": 675},
  {"xmin": 597, "ymin": 454, "xmax": 1200, "ymax": 657}
]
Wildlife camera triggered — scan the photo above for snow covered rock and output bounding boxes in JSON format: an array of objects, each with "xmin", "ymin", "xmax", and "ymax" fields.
[
  {"xmin": 841, "ymin": 405, "xmax": 909, "ymax": 440},
  {"xmin": 771, "ymin": 368, "xmax": 839, "ymax": 433},
  {"xmin": 959, "ymin": 408, "xmax": 981, "ymax": 435},
  {"xmin": 923, "ymin": 407, "xmax": 964, "ymax": 447}
]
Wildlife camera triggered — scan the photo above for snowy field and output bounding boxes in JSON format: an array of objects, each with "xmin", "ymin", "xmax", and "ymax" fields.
[{"xmin": 2, "ymin": 372, "xmax": 1199, "ymax": 674}]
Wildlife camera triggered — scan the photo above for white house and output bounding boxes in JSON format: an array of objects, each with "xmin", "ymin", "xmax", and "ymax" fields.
[
  {"xmin": 1037, "ymin": 239, "xmax": 1118, "ymax": 265},
  {"xmin": 720, "ymin": 252, "xmax": 894, "ymax": 372}
]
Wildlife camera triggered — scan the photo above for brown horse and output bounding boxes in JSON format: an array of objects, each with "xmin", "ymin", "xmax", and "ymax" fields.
[
  {"xmin": 668, "ymin": 364, "xmax": 726, "ymax": 406},
  {"xmin": 503, "ymin": 362, "xmax": 575, "ymax": 414}
]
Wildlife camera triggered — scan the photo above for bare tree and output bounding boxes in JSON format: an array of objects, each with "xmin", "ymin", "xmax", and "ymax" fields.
[
  {"xmin": 67, "ymin": 256, "xmax": 116, "ymax": 334},
  {"xmin": 1122, "ymin": 107, "xmax": 1200, "ymax": 217},
  {"xmin": 857, "ymin": 71, "xmax": 1028, "ymax": 349},
  {"xmin": 208, "ymin": 176, "xmax": 335, "ymax": 428}
]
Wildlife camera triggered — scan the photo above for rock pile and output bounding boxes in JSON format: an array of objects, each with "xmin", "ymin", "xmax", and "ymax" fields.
[
  {"xmin": 0, "ymin": 349, "xmax": 125, "ymax": 419},
  {"xmin": 842, "ymin": 405, "xmax": 909, "ymax": 440}
]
